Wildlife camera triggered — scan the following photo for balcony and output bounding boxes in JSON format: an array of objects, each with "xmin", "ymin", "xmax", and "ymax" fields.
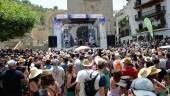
[
  {"xmin": 134, "ymin": 0, "xmax": 164, "ymax": 9},
  {"xmin": 136, "ymin": 24, "xmax": 165, "ymax": 33},
  {"xmin": 135, "ymin": 6, "xmax": 165, "ymax": 21}
]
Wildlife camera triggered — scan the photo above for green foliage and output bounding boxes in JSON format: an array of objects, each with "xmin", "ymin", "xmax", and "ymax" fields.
[
  {"xmin": 0, "ymin": 0, "xmax": 45, "ymax": 41},
  {"xmin": 119, "ymin": 16, "xmax": 128, "ymax": 28}
]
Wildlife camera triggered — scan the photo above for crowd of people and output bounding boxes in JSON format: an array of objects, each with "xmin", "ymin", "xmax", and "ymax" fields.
[{"xmin": 0, "ymin": 40, "xmax": 170, "ymax": 96}]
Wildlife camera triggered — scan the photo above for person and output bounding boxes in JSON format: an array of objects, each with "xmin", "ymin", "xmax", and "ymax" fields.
[
  {"xmin": 116, "ymin": 76, "xmax": 132, "ymax": 96},
  {"xmin": 74, "ymin": 54, "xmax": 84, "ymax": 74},
  {"xmin": 41, "ymin": 70, "xmax": 60, "ymax": 96},
  {"xmin": 16, "ymin": 58, "xmax": 29, "ymax": 95},
  {"xmin": 113, "ymin": 53, "xmax": 123, "ymax": 72},
  {"xmin": 137, "ymin": 55, "xmax": 145, "ymax": 69},
  {"xmin": 60, "ymin": 55, "xmax": 69, "ymax": 73},
  {"xmin": 66, "ymin": 63, "xmax": 77, "ymax": 96},
  {"xmin": 76, "ymin": 59, "xmax": 93, "ymax": 96},
  {"xmin": 148, "ymin": 66, "xmax": 161, "ymax": 80},
  {"xmin": 76, "ymin": 58, "xmax": 106, "ymax": 96},
  {"xmin": 0, "ymin": 60, "xmax": 25, "ymax": 96},
  {"xmin": 159, "ymin": 53, "xmax": 167, "ymax": 69},
  {"xmin": 145, "ymin": 57, "xmax": 154, "ymax": 68},
  {"xmin": 137, "ymin": 68, "xmax": 151, "ymax": 78},
  {"xmin": 29, "ymin": 67, "xmax": 42, "ymax": 96},
  {"xmin": 51, "ymin": 59, "xmax": 65, "ymax": 96},
  {"xmin": 94, "ymin": 56, "xmax": 107, "ymax": 96},
  {"xmin": 107, "ymin": 71, "xmax": 121, "ymax": 96},
  {"xmin": 17, "ymin": 58, "xmax": 29, "ymax": 76},
  {"xmin": 166, "ymin": 53, "xmax": 170, "ymax": 69},
  {"xmin": 44, "ymin": 59, "xmax": 52, "ymax": 70},
  {"xmin": 128, "ymin": 78, "xmax": 156, "ymax": 96},
  {"xmin": 147, "ymin": 66, "xmax": 166, "ymax": 95},
  {"xmin": 121, "ymin": 57, "xmax": 138, "ymax": 79},
  {"xmin": 164, "ymin": 69, "xmax": 170, "ymax": 95}
]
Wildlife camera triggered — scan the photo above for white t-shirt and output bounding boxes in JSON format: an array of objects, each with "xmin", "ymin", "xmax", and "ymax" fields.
[
  {"xmin": 75, "ymin": 59, "xmax": 83, "ymax": 73},
  {"xmin": 159, "ymin": 58, "xmax": 167, "ymax": 69},
  {"xmin": 76, "ymin": 69, "xmax": 102, "ymax": 96},
  {"xmin": 51, "ymin": 66, "xmax": 65, "ymax": 87}
]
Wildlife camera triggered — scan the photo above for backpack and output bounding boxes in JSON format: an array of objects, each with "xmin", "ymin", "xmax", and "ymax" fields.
[
  {"xmin": 114, "ymin": 60, "xmax": 122, "ymax": 71},
  {"xmin": 84, "ymin": 72, "xmax": 99, "ymax": 96}
]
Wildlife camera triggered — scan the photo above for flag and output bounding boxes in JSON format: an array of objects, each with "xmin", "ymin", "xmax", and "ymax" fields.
[{"xmin": 144, "ymin": 18, "xmax": 154, "ymax": 38}]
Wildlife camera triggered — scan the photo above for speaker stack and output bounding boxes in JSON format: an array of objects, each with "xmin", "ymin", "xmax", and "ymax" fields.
[{"xmin": 48, "ymin": 36, "xmax": 57, "ymax": 48}]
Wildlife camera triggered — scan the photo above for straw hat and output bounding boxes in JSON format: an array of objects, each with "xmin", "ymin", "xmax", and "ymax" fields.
[
  {"xmin": 18, "ymin": 58, "xmax": 25, "ymax": 63},
  {"xmin": 41, "ymin": 70, "xmax": 52, "ymax": 77},
  {"xmin": 123, "ymin": 57, "xmax": 132, "ymax": 65},
  {"xmin": 138, "ymin": 68, "xmax": 151, "ymax": 78},
  {"xmin": 145, "ymin": 57, "xmax": 151, "ymax": 62},
  {"xmin": 84, "ymin": 53, "xmax": 89, "ymax": 58},
  {"xmin": 149, "ymin": 66, "xmax": 161, "ymax": 75},
  {"xmin": 94, "ymin": 56, "xmax": 106, "ymax": 65},
  {"xmin": 83, "ymin": 59, "xmax": 92, "ymax": 67},
  {"xmin": 29, "ymin": 67, "xmax": 42, "ymax": 79}
]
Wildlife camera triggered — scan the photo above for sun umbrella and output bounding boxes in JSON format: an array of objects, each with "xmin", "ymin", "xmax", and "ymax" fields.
[
  {"xmin": 159, "ymin": 45, "xmax": 170, "ymax": 49},
  {"xmin": 75, "ymin": 46, "xmax": 90, "ymax": 52}
]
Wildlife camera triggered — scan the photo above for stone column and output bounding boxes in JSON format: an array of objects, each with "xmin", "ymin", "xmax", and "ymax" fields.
[
  {"xmin": 54, "ymin": 18, "xmax": 62, "ymax": 49},
  {"xmin": 99, "ymin": 18, "xmax": 107, "ymax": 49}
]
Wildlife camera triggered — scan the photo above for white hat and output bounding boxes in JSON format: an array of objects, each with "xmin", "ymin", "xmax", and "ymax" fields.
[
  {"xmin": 94, "ymin": 56, "xmax": 106, "ymax": 65},
  {"xmin": 83, "ymin": 59, "xmax": 92, "ymax": 67},
  {"xmin": 131, "ymin": 78, "xmax": 156, "ymax": 96},
  {"xmin": 7, "ymin": 60, "xmax": 17, "ymax": 67},
  {"xmin": 29, "ymin": 67, "xmax": 42, "ymax": 79},
  {"xmin": 138, "ymin": 68, "xmax": 151, "ymax": 78}
]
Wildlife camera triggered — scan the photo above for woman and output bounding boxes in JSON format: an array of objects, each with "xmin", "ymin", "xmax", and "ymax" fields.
[
  {"xmin": 107, "ymin": 71, "xmax": 121, "ymax": 96},
  {"xmin": 66, "ymin": 63, "xmax": 76, "ymax": 96},
  {"xmin": 29, "ymin": 67, "xmax": 42, "ymax": 96},
  {"xmin": 41, "ymin": 70, "xmax": 60, "ymax": 96}
]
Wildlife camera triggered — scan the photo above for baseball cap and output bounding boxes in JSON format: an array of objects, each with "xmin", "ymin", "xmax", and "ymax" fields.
[{"xmin": 130, "ymin": 78, "xmax": 156, "ymax": 96}]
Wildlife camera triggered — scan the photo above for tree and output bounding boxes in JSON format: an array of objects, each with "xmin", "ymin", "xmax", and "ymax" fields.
[
  {"xmin": 0, "ymin": 0, "xmax": 45, "ymax": 41},
  {"xmin": 53, "ymin": 6, "xmax": 58, "ymax": 10}
]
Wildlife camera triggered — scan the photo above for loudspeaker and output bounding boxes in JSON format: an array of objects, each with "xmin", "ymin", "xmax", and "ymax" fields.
[
  {"xmin": 48, "ymin": 36, "xmax": 57, "ymax": 47},
  {"xmin": 107, "ymin": 35, "xmax": 115, "ymax": 47}
]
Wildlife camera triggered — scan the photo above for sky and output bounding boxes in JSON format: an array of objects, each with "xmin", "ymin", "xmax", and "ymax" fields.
[{"xmin": 29, "ymin": 0, "xmax": 127, "ymax": 10}]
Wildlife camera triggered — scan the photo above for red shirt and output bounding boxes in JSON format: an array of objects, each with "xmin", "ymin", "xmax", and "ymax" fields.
[{"xmin": 121, "ymin": 66, "xmax": 138, "ymax": 79}]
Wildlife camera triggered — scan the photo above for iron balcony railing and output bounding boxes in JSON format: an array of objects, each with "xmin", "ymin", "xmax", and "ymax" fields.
[
  {"xmin": 135, "ymin": 6, "xmax": 165, "ymax": 21},
  {"xmin": 134, "ymin": 0, "xmax": 164, "ymax": 9}
]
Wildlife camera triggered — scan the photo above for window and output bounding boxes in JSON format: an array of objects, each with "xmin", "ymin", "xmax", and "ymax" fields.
[
  {"xmin": 156, "ymin": 4, "xmax": 161, "ymax": 12},
  {"xmin": 139, "ymin": 23, "xmax": 143, "ymax": 30}
]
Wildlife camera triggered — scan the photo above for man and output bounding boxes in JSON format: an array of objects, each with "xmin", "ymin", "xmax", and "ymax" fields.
[
  {"xmin": 121, "ymin": 57, "xmax": 138, "ymax": 79},
  {"xmin": 51, "ymin": 59, "xmax": 65, "ymax": 95},
  {"xmin": 76, "ymin": 59, "xmax": 93, "ymax": 96},
  {"xmin": 76, "ymin": 57, "xmax": 106, "ymax": 96},
  {"xmin": 60, "ymin": 55, "xmax": 69, "ymax": 73},
  {"xmin": 75, "ymin": 54, "xmax": 84, "ymax": 74},
  {"xmin": 159, "ymin": 53, "xmax": 167, "ymax": 69},
  {"xmin": 0, "ymin": 60, "xmax": 25, "ymax": 96},
  {"xmin": 128, "ymin": 78, "xmax": 156, "ymax": 96}
]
